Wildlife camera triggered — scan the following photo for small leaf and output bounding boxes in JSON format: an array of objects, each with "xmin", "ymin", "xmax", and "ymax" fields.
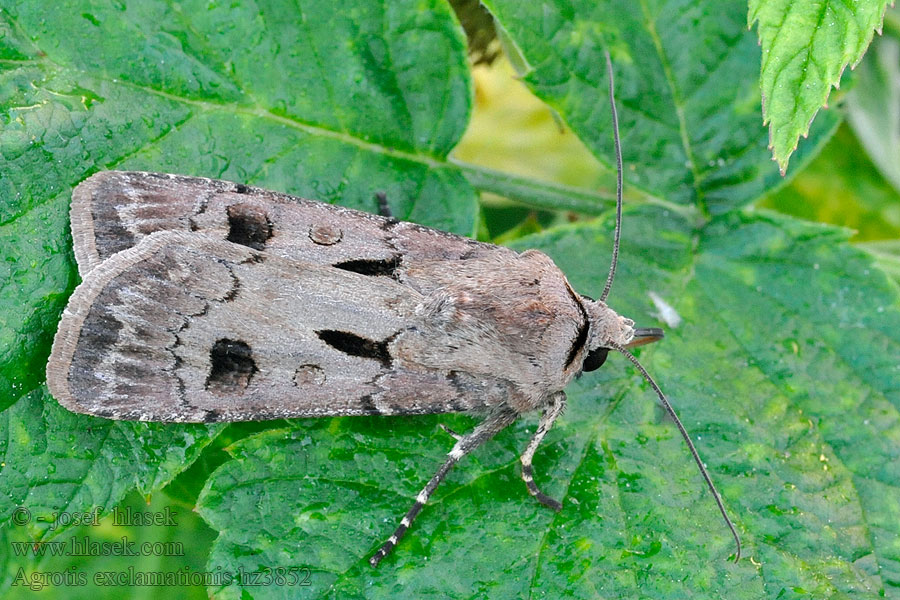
[{"xmin": 749, "ymin": 0, "xmax": 890, "ymax": 173}]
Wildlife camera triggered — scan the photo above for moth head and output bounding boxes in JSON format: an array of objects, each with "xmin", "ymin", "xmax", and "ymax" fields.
[{"xmin": 579, "ymin": 295, "xmax": 665, "ymax": 372}]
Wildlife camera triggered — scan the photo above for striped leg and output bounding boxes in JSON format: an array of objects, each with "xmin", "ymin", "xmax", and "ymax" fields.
[
  {"xmin": 520, "ymin": 391, "xmax": 566, "ymax": 511},
  {"xmin": 369, "ymin": 408, "xmax": 518, "ymax": 567},
  {"xmin": 438, "ymin": 423, "xmax": 462, "ymax": 440}
]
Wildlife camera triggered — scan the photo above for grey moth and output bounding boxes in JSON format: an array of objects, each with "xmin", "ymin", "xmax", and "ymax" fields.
[{"xmin": 46, "ymin": 59, "xmax": 741, "ymax": 567}]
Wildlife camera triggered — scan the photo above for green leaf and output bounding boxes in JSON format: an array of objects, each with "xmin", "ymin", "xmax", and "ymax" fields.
[
  {"xmin": 197, "ymin": 208, "xmax": 900, "ymax": 598},
  {"xmin": 1, "ymin": 1, "xmax": 898, "ymax": 598},
  {"xmin": 0, "ymin": 0, "xmax": 474, "ymax": 558},
  {"xmin": 847, "ymin": 28, "xmax": 900, "ymax": 196},
  {"xmin": 749, "ymin": 0, "xmax": 890, "ymax": 173},
  {"xmin": 479, "ymin": 0, "xmax": 840, "ymax": 215},
  {"xmin": 0, "ymin": 387, "xmax": 221, "ymax": 537},
  {"xmin": 1, "ymin": 488, "xmax": 217, "ymax": 598},
  {"xmin": 0, "ymin": 193, "xmax": 75, "ymax": 411}
]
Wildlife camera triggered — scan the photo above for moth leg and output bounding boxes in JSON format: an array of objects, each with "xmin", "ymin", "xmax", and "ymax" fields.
[
  {"xmin": 438, "ymin": 423, "xmax": 462, "ymax": 440},
  {"xmin": 374, "ymin": 191, "xmax": 394, "ymax": 219},
  {"xmin": 369, "ymin": 408, "xmax": 518, "ymax": 567},
  {"xmin": 520, "ymin": 391, "xmax": 567, "ymax": 511}
]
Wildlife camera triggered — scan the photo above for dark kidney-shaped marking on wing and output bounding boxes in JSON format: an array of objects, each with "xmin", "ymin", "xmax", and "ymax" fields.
[
  {"xmin": 226, "ymin": 203, "xmax": 273, "ymax": 250},
  {"xmin": 206, "ymin": 338, "xmax": 258, "ymax": 394}
]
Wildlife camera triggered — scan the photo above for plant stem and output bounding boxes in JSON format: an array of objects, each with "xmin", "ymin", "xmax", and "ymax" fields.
[{"xmin": 452, "ymin": 159, "xmax": 699, "ymax": 222}]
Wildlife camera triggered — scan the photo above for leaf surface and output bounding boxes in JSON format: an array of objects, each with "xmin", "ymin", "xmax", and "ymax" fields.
[
  {"xmin": 197, "ymin": 207, "xmax": 900, "ymax": 598},
  {"xmin": 0, "ymin": 1, "xmax": 897, "ymax": 598},
  {"xmin": 0, "ymin": 387, "xmax": 221, "ymax": 542}
]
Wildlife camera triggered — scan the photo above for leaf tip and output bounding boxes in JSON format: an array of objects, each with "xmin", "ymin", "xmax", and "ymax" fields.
[
  {"xmin": 778, "ymin": 159, "xmax": 790, "ymax": 175},
  {"xmin": 771, "ymin": 152, "xmax": 790, "ymax": 176}
]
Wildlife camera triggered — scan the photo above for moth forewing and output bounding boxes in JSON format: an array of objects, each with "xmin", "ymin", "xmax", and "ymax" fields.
[
  {"xmin": 69, "ymin": 170, "xmax": 490, "ymax": 277},
  {"xmin": 48, "ymin": 229, "xmax": 549, "ymax": 422}
]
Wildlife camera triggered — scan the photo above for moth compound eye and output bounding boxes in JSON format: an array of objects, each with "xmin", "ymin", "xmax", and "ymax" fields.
[{"xmin": 582, "ymin": 347, "xmax": 609, "ymax": 372}]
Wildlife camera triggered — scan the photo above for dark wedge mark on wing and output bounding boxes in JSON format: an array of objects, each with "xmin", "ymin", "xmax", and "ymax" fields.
[
  {"xmin": 333, "ymin": 256, "xmax": 401, "ymax": 278},
  {"xmin": 316, "ymin": 330, "xmax": 392, "ymax": 366},
  {"xmin": 226, "ymin": 204, "xmax": 273, "ymax": 250}
]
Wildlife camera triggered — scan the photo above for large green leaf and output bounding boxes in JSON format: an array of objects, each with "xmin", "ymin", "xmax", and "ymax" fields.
[
  {"xmin": 750, "ymin": 0, "xmax": 890, "ymax": 173},
  {"xmin": 480, "ymin": 0, "xmax": 840, "ymax": 214},
  {"xmin": 197, "ymin": 208, "xmax": 900, "ymax": 598},
  {"xmin": 0, "ymin": 0, "xmax": 475, "ymax": 568},
  {"xmin": 1, "ymin": 1, "xmax": 898, "ymax": 598},
  {"xmin": 0, "ymin": 387, "xmax": 220, "ymax": 535}
]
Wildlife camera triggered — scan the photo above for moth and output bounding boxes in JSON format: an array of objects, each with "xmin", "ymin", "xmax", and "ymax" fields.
[{"xmin": 46, "ymin": 55, "xmax": 741, "ymax": 566}]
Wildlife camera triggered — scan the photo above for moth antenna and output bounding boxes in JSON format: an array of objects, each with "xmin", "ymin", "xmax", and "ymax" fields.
[
  {"xmin": 609, "ymin": 342, "xmax": 742, "ymax": 562},
  {"xmin": 599, "ymin": 49, "xmax": 623, "ymax": 303}
]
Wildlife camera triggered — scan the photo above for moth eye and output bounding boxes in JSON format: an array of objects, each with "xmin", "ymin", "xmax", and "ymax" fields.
[
  {"xmin": 226, "ymin": 203, "xmax": 273, "ymax": 250},
  {"xmin": 582, "ymin": 348, "xmax": 609, "ymax": 372},
  {"xmin": 206, "ymin": 338, "xmax": 258, "ymax": 394}
]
